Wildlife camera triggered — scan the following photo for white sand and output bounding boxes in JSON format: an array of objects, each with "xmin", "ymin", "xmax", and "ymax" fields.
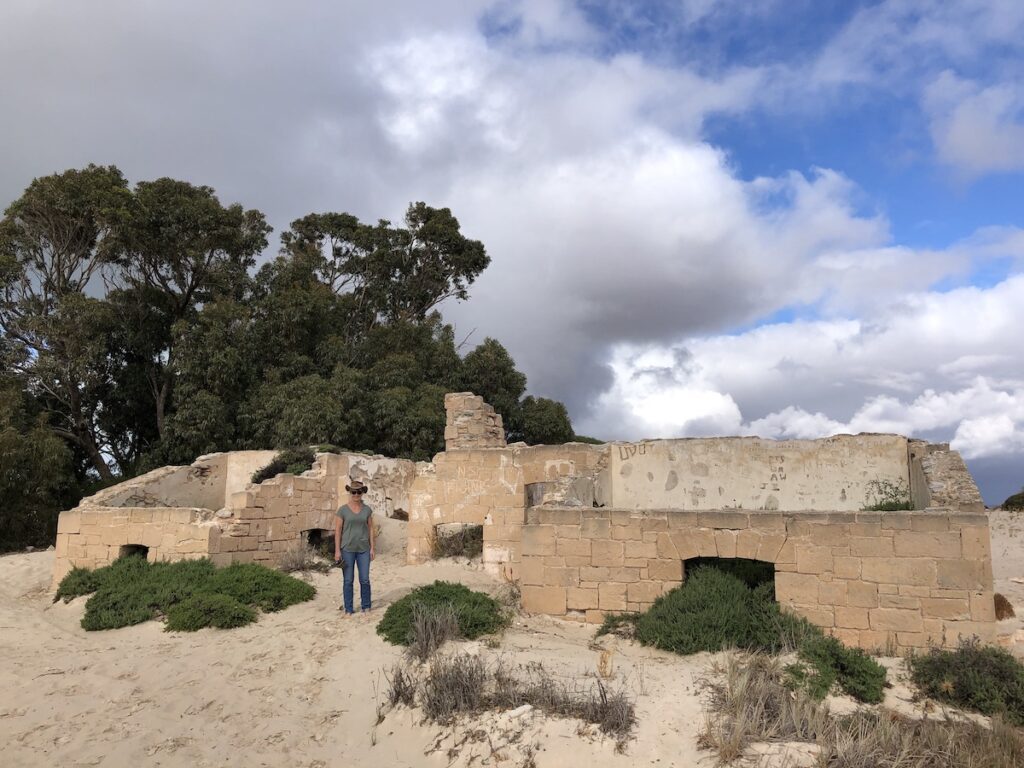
[
  {"xmin": 3, "ymin": 511, "xmax": 1022, "ymax": 767},
  {"xmin": 0, "ymin": 517, "xmax": 711, "ymax": 767}
]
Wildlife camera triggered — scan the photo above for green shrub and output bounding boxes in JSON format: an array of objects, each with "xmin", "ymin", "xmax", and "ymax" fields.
[
  {"xmin": 165, "ymin": 593, "xmax": 256, "ymax": 631},
  {"xmin": 54, "ymin": 556, "xmax": 315, "ymax": 631},
  {"xmin": 203, "ymin": 562, "xmax": 315, "ymax": 612},
  {"xmin": 686, "ymin": 557, "xmax": 776, "ymax": 592},
  {"xmin": 797, "ymin": 632, "xmax": 886, "ymax": 704},
  {"xmin": 377, "ymin": 581, "xmax": 508, "ymax": 646},
  {"xmin": 596, "ymin": 612, "xmax": 640, "ymax": 638},
  {"xmin": 1003, "ymin": 490, "xmax": 1024, "ymax": 511},
  {"xmin": 251, "ymin": 447, "xmax": 317, "ymax": 484},
  {"xmin": 909, "ymin": 638, "xmax": 1024, "ymax": 725},
  {"xmin": 432, "ymin": 525, "xmax": 484, "ymax": 559},
  {"xmin": 630, "ymin": 567, "xmax": 885, "ymax": 702},
  {"xmin": 54, "ymin": 566, "xmax": 105, "ymax": 602}
]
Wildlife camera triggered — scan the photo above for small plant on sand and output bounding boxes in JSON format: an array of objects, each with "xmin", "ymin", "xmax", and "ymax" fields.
[
  {"xmin": 407, "ymin": 602, "xmax": 462, "ymax": 662},
  {"xmin": 376, "ymin": 581, "xmax": 508, "ymax": 647},
  {"xmin": 54, "ymin": 555, "xmax": 315, "ymax": 631},
  {"xmin": 908, "ymin": 638, "xmax": 1024, "ymax": 726},
  {"xmin": 277, "ymin": 544, "xmax": 331, "ymax": 574}
]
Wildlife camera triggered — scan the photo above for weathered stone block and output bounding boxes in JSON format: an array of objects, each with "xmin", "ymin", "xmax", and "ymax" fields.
[
  {"xmin": 850, "ymin": 537, "xmax": 893, "ymax": 557},
  {"xmin": 870, "ymin": 608, "xmax": 923, "ymax": 632},
  {"xmin": 556, "ymin": 538, "xmax": 592, "ymax": 558},
  {"xmin": 522, "ymin": 525, "xmax": 556, "ymax": 556},
  {"xmin": 835, "ymin": 606, "xmax": 870, "ymax": 629},
  {"xmin": 960, "ymin": 526, "xmax": 991, "ymax": 559},
  {"xmin": 776, "ymin": 572, "xmax": 820, "ymax": 604},
  {"xmin": 847, "ymin": 580, "xmax": 879, "ymax": 608},
  {"xmin": 735, "ymin": 530, "xmax": 760, "ymax": 560},
  {"xmin": 544, "ymin": 566, "xmax": 579, "ymax": 587},
  {"xmin": 834, "ymin": 556, "xmax": 861, "ymax": 579},
  {"xmin": 970, "ymin": 591, "xmax": 996, "ymax": 622},
  {"xmin": 591, "ymin": 539, "xmax": 624, "ymax": 566},
  {"xmin": 624, "ymin": 540, "xmax": 657, "ymax": 560},
  {"xmin": 611, "ymin": 525, "xmax": 642, "ymax": 541},
  {"xmin": 936, "ymin": 559, "xmax": 987, "ymax": 590},
  {"xmin": 579, "ymin": 566, "xmax": 610, "ymax": 583},
  {"xmin": 757, "ymin": 533, "xmax": 787, "ymax": 562},
  {"xmin": 598, "ymin": 583, "xmax": 628, "ymax": 611},
  {"xmin": 796, "ymin": 545, "xmax": 833, "ymax": 574},
  {"xmin": 567, "ymin": 586, "xmax": 599, "ymax": 611},
  {"xmin": 522, "ymin": 586, "xmax": 566, "ymax": 615},
  {"xmin": 581, "ymin": 518, "xmax": 611, "ymax": 539},
  {"xmin": 648, "ymin": 558, "xmax": 683, "ymax": 582},
  {"xmin": 893, "ymin": 531, "xmax": 961, "ymax": 559},
  {"xmin": 920, "ymin": 597, "xmax": 969, "ymax": 620},
  {"xmin": 862, "ymin": 557, "xmax": 936, "ymax": 586},
  {"xmin": 656, "ymin": 532, "xmax": 679, "ymax": 559},
  {"xmin": 714, "ymin": 529, "xmax": 737, "ymax": 558},
  {"xmin": 627, "ymin": 581, "xmax": 665, "ymax": 604},
  {"xmin": 879, "ymin": 594, "xmax": 920, "ymax": 610},
  {"xmin": 819, "ymin": 581, "xmax": 848, "ymax": 606},
  {"xmin": 608, "ymin": 567, "xmax": 640, "ymax": 583}
]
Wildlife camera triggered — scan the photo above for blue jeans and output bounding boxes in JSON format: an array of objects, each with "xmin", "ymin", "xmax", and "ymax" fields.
[{"xmin": 341, "ymin": 549, "xmax": 371, "ymax": 613}]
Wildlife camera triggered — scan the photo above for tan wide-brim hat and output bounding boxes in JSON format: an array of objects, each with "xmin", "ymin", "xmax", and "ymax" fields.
[{"xmin": 345, "ymin": 480, "xmax": 368, "ymax": 493}]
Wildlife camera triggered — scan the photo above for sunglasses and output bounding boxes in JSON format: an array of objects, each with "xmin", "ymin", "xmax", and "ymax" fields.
[{"xmin": 350, "ymin": 489, "xmax": 365, "ymax": 495}]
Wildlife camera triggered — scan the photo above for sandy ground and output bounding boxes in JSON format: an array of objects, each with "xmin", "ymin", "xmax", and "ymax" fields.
[{"xmin": 2, "ymin": 511, "xmax": 1022, "ymax": 767}]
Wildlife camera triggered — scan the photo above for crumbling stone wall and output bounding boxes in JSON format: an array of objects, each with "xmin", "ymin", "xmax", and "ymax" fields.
[
  {"xmin": 407, "ymin": 443, "xmax": 607, "ymax": 580},
  {"xmin": 444, "ymin": 392, "xmax": 507, "ymax": 450},
  {"xmin": 52, "ymin": 450, "xmax": 418, "ymax": 587},
  {"xmin": 520, "ymin": 506, "xmax": 995, "ymax": 652}
]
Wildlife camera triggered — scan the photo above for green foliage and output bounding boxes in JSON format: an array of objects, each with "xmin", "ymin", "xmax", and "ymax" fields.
[
  {"xmin": 201, "ymin": 562, "xmax": 315, "ymax": 612},
  {"xmin": 570, "ymin": 434, "xmax": 605, "ymax": 445},
  {"xmin": 686, "ymin": 557, "xmax": 776, "ymax": 592},
  {"xmin": 520, "ymin": 396, "xmax": 574, "ymax": 445},
  {"xmin": 632, "ymin": 567, "xmax": 885, "ymax": 702},
  {"xmin": 862, "ymin": 478, "xmax": 912, "ymax": 511},
  {"xmin": 54, "ymin": 555, "xmax": 314, "ymax": 631},
  {"xmin": 909, "ymin": 638, "xmax": 1024, "ymax": 725},
  {"xmin": 165, "ymin": 593, "xmax": 256, "ymax": 631},
  {"xmin": 0, "ymin": 378, "xmax": 77, "ymax": 551},
  {"xmin": 596, "ymin": 612, "xmax": 641, "ymax": 637},
  {"xmin": 459, "ymin": 337, "xmax": 526, "ymax": 434},
  {"xmin": 1003, "ymin": 489, "xmax": 1024, "ymax": 511},
  {"xmin": 251, "ymin": 447, "xmax": 317, "ymax": 484},
  {"xmin": 53, "ymin": 566, "xmax": 104, "ymax": 602},
  {"xmin": 377, "ymin": 581, "xmax": 508, "ymax": 646},
  {"xmin": 795, "ymin": 632, "xmax": 886, "ymax": 704},
  {"xmin": 432, "ymin": 525, "xmax": 484, "ymax": 559}
]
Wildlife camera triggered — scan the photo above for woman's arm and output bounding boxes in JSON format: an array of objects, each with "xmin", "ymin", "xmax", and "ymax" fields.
[
  {"xmin": 368, "ymin": 513, "xmax": 375, "ymax": 561},
  {"xmin": 334, "ymin": 513, "xmax": 343, "ymax": 561}
]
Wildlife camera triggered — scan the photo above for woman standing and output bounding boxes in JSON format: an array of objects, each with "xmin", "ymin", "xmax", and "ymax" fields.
[{"xmin": 334, "ymin": 479, "xmax": 375, "ymax": 615}]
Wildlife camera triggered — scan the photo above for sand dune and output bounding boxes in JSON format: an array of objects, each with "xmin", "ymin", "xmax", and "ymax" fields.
[{"xmin": 2, "ymin": 512, "xmax": 1022, "ymax": 767}]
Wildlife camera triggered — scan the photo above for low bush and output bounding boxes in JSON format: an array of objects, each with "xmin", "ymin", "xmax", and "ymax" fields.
[
  {"xmin": 165, "ymin": 593, "xmax": 256, "ymax": 631},
  {"xmin": 629, "ymin": 566, "xmax": 885, "ymax": 702},
  {"xmin": 277, "ymin": 544, "xmax": 331, "ymax": 574},
  {"xmin": 908, "ymin": 638, "xmax": 1024, "ymax": 726},
  {"xmin": 862, "ymin": 478, "xmax": 912, "ymax": 511},
  {"xmin": 1003, "ymin": 489, "xmax": 1024, "ymax": 511},
  {"xmin": 376, "ymin": 581, "xmax": 508, "ymax": 646},
  {"xmin": 995, "ymin": 593, "xmax": 1016, "ymax": 620},
  {"xmin": 251, "ymin": 447, "xmax": 317, "ymax": 484},
  {"xmin": 431, "ymin": 525, "xmax": 484, "ymax": 559},
  {"xmin": 54, "ymin": 555, "xmax": 315, "ymax": 631},
  {"xmin": 596, "ymin": 612, "xmax": 640, "ymax": 638}
]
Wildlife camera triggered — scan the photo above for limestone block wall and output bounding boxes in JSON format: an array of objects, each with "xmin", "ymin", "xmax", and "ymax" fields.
[
  {"xmin": 910, "ymin": 441, "xmax": 985, "ymax": 513},
  {"xmin": 52, "ymin": 449, "xmax": 418, "ymax": 587},
  {"xmin": 407, "ymin": 443, "xmax": 607, "ymax": 580},
  {"xmin": 609, "ymin": 435, "xmax": 911, "ymax": 511},
  {"xmin": 444, "ymin": 392, "xmax": 507, "ymax": 450},
  {"xmin": 519, "ymin": 506, "xmax": 995, "ymax": 652}
]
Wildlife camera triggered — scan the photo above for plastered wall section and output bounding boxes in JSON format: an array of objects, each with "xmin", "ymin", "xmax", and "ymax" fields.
[
  {"xmin": 610, "ymin": 435, "xmax": 910, "ymax": 512},
  {"xmin": 519, "ymin": 507, "xmax": 995, "ymax": 653},
  {"xmin": 407, "ymin": 443, "xmax": 608, "ymax": 581},
  {"xmin": 52, "ymin": 450, "xmax": 418, "ymax": 588}
]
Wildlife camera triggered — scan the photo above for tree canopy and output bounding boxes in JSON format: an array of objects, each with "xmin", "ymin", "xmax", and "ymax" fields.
[{"xmin": 0, "ymin": 165, "xmax": 580, "ymax": 551}]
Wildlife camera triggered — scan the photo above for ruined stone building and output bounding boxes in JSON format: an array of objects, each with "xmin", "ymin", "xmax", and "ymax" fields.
[{"xmin": 53, "ymin": 392, "xmax": 995, "ymax": 652}]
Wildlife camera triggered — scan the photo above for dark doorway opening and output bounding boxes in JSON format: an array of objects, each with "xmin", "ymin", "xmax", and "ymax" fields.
[
  {"xmin": 118, "ymin": 544, "xmax": 149, "ymax": 560},
  {"xmin": 684, "ymin": 557, "xmax": 776, "ymax": 596},
  {"xmin": 303, "ymin": 529, "xmax": 335, "ymax": 558}
]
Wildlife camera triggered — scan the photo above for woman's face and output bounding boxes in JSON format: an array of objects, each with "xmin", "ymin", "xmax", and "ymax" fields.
[{"xmin": 350, "ymin": 488, "xmax": 365, "ymax": 502}]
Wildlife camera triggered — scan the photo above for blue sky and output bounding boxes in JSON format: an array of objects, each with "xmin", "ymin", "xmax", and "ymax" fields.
[{"xmin": 0, "ymin": 0, "xmax": 1022, "ymax": 502}]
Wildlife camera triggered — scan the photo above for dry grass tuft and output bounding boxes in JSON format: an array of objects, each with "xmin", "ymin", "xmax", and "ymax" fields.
[
  {"xmin": 700, "ymin": 652, "xmax": 1024, "ymax": 767},
  {"xmin": 387, "ymin": 653, "xmax": 636, "ymax": 747},
  {"xmin": 408, "ymin": 602, "xmax": 461, "ymax": 662},
  {"xmin": 276, "ymin": 545, "xmax": 330, "ymax": 574}
]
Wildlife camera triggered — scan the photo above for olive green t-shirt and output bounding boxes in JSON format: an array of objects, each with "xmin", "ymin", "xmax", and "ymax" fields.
[{"xmin": 336, "ymin": 503, "xmax": 373, "ymax": 553}]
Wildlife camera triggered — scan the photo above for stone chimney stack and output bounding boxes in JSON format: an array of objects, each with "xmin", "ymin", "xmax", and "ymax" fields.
[{"xmin": 443, "ymin": 392, "xmax": 507, "ymax": 450}]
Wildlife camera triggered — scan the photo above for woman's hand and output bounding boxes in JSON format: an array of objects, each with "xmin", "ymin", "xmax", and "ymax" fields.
[
  {"xmin": 370, "ymin": 548, "xmax": 375, "ymax": 561},
  {"xmin": 334, "ymin": 548, "xmax": 341, "ymax": 563}
]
